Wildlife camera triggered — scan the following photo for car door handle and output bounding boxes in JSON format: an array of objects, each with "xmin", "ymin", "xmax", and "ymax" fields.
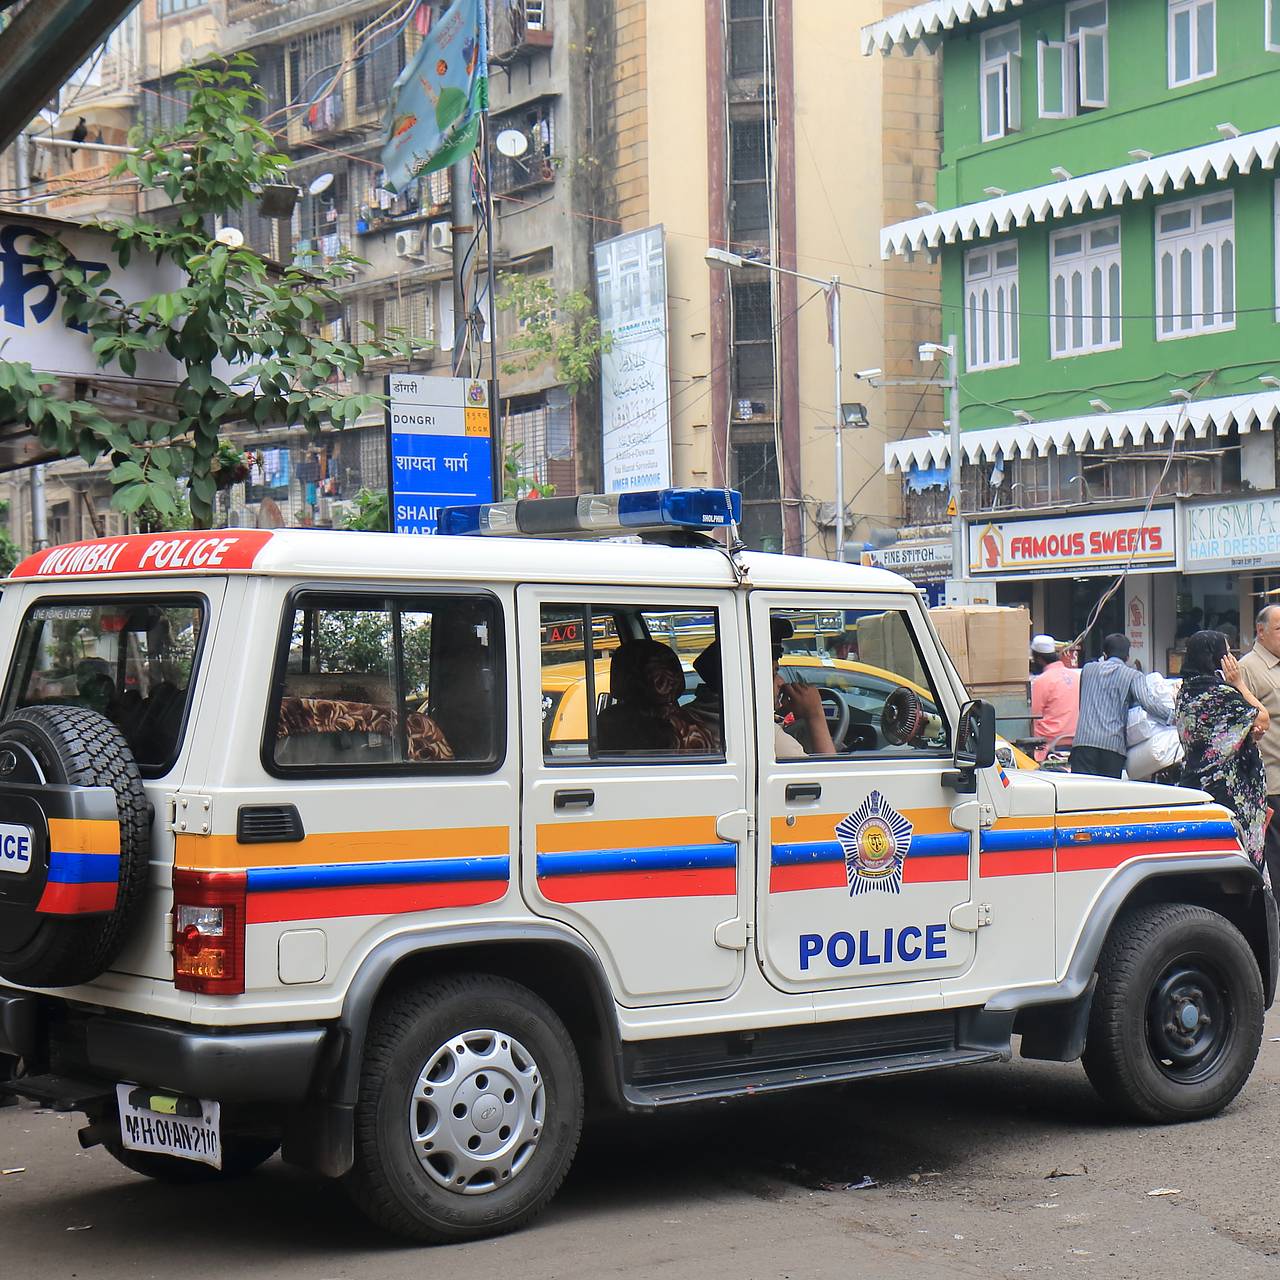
[
  {"xmin": 785, "ymin": 783, "xmax": 822, "ymax": 803},
  {"xmin": 554, "ymin": 788, "xmax": 595, "ymax": 811}
]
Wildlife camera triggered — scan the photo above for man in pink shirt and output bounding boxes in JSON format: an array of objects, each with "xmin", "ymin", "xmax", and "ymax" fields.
[{"xmin": 1030, "ymin": 634, "xmax": 1080, "ymax": 761}]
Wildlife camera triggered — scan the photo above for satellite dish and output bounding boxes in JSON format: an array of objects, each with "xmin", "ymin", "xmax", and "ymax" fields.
[
  {"xmin": 495, "ymin": 129, "xmax": 529, "ymax": 158},
  {"xmin": 215, "ymin": 226, "xmax": 245, "ymax": 248},
  {"xmin": 308, "ymin": 171, "xmax": 335, "ymax": 197}
]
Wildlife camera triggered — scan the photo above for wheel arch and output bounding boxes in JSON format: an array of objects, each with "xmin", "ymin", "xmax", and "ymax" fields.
[{"xmin": 989, "ymin": 855, "xmax": 1276, "ymax": 1062}]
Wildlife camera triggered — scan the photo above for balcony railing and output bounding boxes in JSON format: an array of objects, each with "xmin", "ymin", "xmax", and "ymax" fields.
[{"xmin": 492, "ymin": 0, "xmax": 553, "ymax": 60}]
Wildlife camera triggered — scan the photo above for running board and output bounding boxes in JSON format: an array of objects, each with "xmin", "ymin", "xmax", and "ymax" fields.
[
  {"xmin": 623, "ymin": 1046, "xmax": 1001, "ymax": 1108},
  {"xmin": 617, "ymin": 1008, "xmax": 1014, "ymax": 1110}
]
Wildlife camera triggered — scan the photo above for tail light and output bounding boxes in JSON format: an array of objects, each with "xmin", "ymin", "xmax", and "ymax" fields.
[{"xmin": 172, "ymin": 869, "xmax": 247, "ymax": 995}]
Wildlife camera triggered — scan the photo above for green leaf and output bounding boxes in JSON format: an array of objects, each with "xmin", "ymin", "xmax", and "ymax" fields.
[{"xmin": 115, "ymin": 483, "xmax": 152, "ymax": 515}]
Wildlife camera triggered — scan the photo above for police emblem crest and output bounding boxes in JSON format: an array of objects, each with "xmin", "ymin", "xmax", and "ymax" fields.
[{"xmin": 835, "ymin": 790, "xmax": 913, "ymax": 896}]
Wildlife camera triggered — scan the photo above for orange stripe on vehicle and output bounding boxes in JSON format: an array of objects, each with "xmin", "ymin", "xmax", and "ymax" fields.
[
  {"xmin": 175, "ymin": 826, "xmax": 510, "ymax": 870},
  {"xmin": 536, "ymin": 815, "xmax": 720, "ymax": 854},
  {"xmin": 46, "ymin": 818, "xmax": 119, "ymax": 856},
  {"xmin": 770, "ymin": 807, "xmax": 954, "ymax": 844},
  {"xmin": 1063, "ymin": 808, "xmax": 1226, "ymax": 829}
]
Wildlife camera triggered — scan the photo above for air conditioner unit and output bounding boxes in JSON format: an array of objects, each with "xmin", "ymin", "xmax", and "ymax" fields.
[
  {"xmin": 428, "ymin": 221, "xmax": 451, "ymax": 253},
  {"xmin": 395, "ymin": 229, "xmax": 424, "ymax": 258}
]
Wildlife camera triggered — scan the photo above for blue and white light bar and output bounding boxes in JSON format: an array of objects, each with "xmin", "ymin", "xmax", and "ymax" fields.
[{"xmin": 439, "ymin": 487, "xmax": 743, "ymax": 538}]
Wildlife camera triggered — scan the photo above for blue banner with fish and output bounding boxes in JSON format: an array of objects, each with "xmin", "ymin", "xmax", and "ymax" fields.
[{"xmin": 382, "ymin": 0, "xmax": 489, "ymax": 191}]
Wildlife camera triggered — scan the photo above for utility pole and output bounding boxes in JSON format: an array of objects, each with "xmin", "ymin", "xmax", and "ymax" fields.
[
  {"xmin": 449, "ymin": 154, "xmax": 473, "ymax": 372},
  {"xmin": 946, "ymin": 332, "xmax": 962, "ymax": 604},
  {"xmin": 15, "ymin": 127, "xmax": 47, "ymax": 549},
  {"xmin": 831, "ymin": 277, "xmax": 844, "ymax": 562}
]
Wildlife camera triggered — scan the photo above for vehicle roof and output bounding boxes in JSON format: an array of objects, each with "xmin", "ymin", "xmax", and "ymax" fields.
[{"xmin": 10, "ymin": 528, "xmax": 920, "ymax": 595}]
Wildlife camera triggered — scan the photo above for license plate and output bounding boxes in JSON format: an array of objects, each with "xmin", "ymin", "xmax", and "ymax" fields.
[
  {"xmin": 116, "ymin": 1083, "xmax": 222, "ymax": 1169},
  {"xmin": 0, "ymin": 823, "xmax": 33, "ymax": 875}
]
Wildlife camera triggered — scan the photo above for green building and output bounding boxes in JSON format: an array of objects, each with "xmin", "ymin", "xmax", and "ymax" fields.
[{"xmin": 863, "ymin": 0, "xmax": 1280, "ymax": 670}]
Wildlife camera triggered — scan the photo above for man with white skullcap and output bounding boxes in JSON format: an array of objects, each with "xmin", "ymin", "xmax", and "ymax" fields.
[{"xmin": 1030, "ymin": 634, "xmax": 1079, "ymax": 762}]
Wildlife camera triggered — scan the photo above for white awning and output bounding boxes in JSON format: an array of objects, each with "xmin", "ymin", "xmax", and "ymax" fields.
[
  {"xmin": 884, "ymin": 390, "xmax": 1280, "ymax": 473},
  {"xmin": 880, "ymin": 126, "xmax": 1280, "ymax": 260},
  {"xmin": 861, "ymin": 0, "xmax": 1026, "ymax": 55}
]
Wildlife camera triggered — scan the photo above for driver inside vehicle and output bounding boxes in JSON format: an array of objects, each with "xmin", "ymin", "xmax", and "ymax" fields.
[{"xmin": 770, "ymin": 617, "xmax": 836, "ymax": 758}]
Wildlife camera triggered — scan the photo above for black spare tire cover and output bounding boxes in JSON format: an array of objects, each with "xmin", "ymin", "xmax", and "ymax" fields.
[{"xmin": 0, "ymin": 706, "xmax": 149, "ymax": 988}]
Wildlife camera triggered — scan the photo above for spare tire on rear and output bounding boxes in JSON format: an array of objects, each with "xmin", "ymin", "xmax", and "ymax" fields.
[{"xmin": 0, "ymin": 706, "xmax": 150, "ymax": 988}]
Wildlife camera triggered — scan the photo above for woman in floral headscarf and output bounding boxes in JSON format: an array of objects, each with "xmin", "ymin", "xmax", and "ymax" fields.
[{"xmin": 1175, "ymin": 630, "xmax": 1271, "ymax": 870}]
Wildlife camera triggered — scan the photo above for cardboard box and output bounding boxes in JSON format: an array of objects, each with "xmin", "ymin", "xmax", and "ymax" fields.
[
  {"xmin": 965, "ymin": 607, "xmax": 1030, "ymax": 684},
  {"xmin": 928, "ymin": 607, "xmax": 972, "ymax": 684},
  {"xmin": 928, "ymin": 605, "xmax": 1030, "ymax": 687},
  {"xmin": 857, "ymin": 610, "xmax": 928, "ymax": 687}
]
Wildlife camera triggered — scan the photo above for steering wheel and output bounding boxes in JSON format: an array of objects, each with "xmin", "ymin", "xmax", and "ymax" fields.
[
  {"xmin": 815, "ymin": 686, "xmax": 851, "ymax": 750},
  {"xmin": 882, "ymin": 687, "xmax": 929, "ymax": 747}
]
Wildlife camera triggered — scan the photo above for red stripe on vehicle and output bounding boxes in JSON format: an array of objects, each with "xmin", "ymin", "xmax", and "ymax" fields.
[
  {"xmin": 36, "ymin": 881, "xmax": 117, "ymax": 914},
  {"xmin": 980, "ymin": 848, "xmax": 1055, "ymax": 877},
  {"xmin": 903, "ymin": 854, "xmax": 969, "ymax": 884},
  {"xmin": 1057, "ymin": 839, "xmax": 1239, "ymax": 873},
  {"xmin": 245, "ymin": 878, "xmax": 508, "ymax": 924},
  {"xmin": 538, "ymin": 867, "xmax": 736, "ymax": 903}
]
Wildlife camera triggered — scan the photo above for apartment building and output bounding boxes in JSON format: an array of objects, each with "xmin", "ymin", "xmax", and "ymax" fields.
[
  {"xmin": 595, "ymin": 0, "xmax": 942, "ymax": 558},
  {"xmin": 867, "ymin": 0, "xmax": 1280, "ymax": 666}
]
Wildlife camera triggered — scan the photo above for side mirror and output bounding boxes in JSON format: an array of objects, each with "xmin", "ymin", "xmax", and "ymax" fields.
[{"xmin": 945, "ymin": 699, "xmax": 997, "ymax": 792}]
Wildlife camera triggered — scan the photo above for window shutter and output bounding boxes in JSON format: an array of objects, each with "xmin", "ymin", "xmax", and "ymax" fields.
[
  {"xmin": 1038, "ymin": 40, "xmax": 1069, "ymax": 117},
  {"xmin": 982, "ymin": 63, "xmax": 1005, "ymax": 139},
  {"xmin": 1079, "ymin": 27, "xmax": 1108, "ymax": 106},
  {"xmin": 1004, "ymin": 52, "xmax": 1022, "ymax": 131}
]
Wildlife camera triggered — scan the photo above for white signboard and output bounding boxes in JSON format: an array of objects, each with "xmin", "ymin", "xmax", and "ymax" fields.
[
  {"xmin": 860, "ymin": 540, "xmax": 953, "ymax": 582},
  {"xmin": 0, "ymin": 216, "xmax": 184, "ymax": 383},
  {"xmin": 968, "ymin": 507, "xmax": 1177, "ymax": 577},
  {"xmin": 595, "ymin": 225, "xmax": 671, "ymax": 493},
  {"xmin": 1184, "ymin": 496, "xmax": 1280, "ymax": 572}
]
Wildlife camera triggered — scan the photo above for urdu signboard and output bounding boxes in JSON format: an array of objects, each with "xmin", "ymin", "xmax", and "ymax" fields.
[{"xmin": 594, "ymin": 225, "xmax": 672, "ymax": 494}]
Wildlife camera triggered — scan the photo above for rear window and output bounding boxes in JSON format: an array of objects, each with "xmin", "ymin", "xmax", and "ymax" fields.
[{"xmin": 5, "ymin": 597, "xmax": 205, "ymax": 775}]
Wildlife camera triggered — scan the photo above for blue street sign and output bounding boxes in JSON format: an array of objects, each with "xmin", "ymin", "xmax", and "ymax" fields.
[{"xmin": 385, "ymin": 373, "xmax": 496, "ymax": 535}]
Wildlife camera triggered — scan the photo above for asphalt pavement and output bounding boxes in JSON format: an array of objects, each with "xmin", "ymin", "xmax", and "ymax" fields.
[{"xmin": 4, "ymin": 1011, "xmax": 1280, "ymax": 1279}]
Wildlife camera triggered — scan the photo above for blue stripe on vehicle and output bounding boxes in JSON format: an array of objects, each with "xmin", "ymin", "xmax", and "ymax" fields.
[
  {"xmin": 246, "ymin": 855, "xmax": 510, "ymax": 893},
  {"xmin": 1059, "ymin": 820, "xmax": 1238, "ymax": 845},
  {"xmin": 980, "ymin": 829, "xmax": 1056, "ymax": 852},
  {"xmin": 772, "ymin": 832, "xmax": 970, "ymax": 866},
  {"xmin": 46, "ymin": 851, "xmax": 120, "ymax": 884},
  {"xmin": 536, "ymin": 844, "xmax": 734, "ymax": 878}
]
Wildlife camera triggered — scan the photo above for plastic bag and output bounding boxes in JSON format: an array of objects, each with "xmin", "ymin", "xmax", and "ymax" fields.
[
  {"xmin": 1126, "ymin": 726, "xmax": 1183, "ymax": 781},
  {"xmin": 1126, "ymin": 672, "xmax": 1178, "ymax": 746}
]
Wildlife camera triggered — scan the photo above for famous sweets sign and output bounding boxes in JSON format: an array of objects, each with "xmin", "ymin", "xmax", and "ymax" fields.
[{"xmin": 967, "ymin": 508, "xmax": 1178, "ymax": 578}]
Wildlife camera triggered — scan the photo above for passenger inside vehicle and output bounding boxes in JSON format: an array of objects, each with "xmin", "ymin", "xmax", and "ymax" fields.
[{"xmin": 597, "ymin": 639, "xmax": 720, "ymax": 755}]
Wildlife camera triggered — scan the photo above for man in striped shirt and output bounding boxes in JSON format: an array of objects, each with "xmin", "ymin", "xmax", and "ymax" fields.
[{"xmin": 1068, "ymin": 633, "xmax": 1169, "ymax": 778}]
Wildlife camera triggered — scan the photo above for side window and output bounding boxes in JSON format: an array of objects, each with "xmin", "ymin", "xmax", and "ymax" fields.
[
  {"xmin": 540, "ymin": 603, "xmax": 723, "ymax": 761},
  {"xmin": 270, "ymin": 594, "xmax": 501, "ymax": 771},
  {"xmin": 770, "ymin": 607, "xmax": 951, "ymax": 760}
]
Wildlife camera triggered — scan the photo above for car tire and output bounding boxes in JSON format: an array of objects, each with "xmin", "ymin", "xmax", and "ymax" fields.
[
  {"xmin": 344, "ymin": 974, "xmax": 584, "ymax": 1244},
  {"xmin": 0, "ymin": 706, "xmax": 150, "ymax": 988},
  {"xmin": 102, "ymin": 1135, "xmax": 280, "ymax": 1183},
  {"xmin": 1083, "ymin": 903, "xmax": 1263, "ymax": 1122}
]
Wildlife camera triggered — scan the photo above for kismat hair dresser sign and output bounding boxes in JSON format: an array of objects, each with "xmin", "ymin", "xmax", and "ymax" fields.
[
  {"xmin": 968, "ymin": 508, "xmax": 1177, "ymax": 577},
  {"xmin": 1184, "ymin": 497, "xmax": 1280, "ymax": 572}
]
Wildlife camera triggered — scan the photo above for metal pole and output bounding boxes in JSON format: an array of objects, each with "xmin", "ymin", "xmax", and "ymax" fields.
[
  {"xmin": 15, "ymin": 129, "xmax": 47, "ymax": 550},
  {"xmin": 450, "ymin": 155, "xmax": 473, "ymax": 373},
  {"xmin": 831, "ymin": 276, "xmax": 844, "ymax": 562},
  {"xmin": 481, "ymin": 116, "xmax": 502, "ymax": 501},
  {"xmin": 947, "ymin": 332, "xmax": 962, "ymax": 602}
]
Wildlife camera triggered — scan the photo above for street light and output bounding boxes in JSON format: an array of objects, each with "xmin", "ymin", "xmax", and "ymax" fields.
[
  {"xmin": 917, "ymin": 338, "xmax": 963, "ymax": 604},
  {"xmin": 705, "ymin": 246, "xmax": 849, "ymax": 560}
]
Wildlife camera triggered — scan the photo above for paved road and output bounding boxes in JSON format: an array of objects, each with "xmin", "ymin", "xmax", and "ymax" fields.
[{"xmin": 4, "ymin": 1012, "xmax": 1280, "ymax": 1279}]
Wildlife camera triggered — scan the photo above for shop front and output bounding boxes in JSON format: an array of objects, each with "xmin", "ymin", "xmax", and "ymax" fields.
[
  {"xmin": 964, "ymin": 506, "xmax": 1180, "ymax": 668},
  {"xmin": 1179, "ymin": 495, "xmax": 1280, "ymax": 665},
  {"xmin": 859, "ymin": 539, "xmax": 952, "ymax": 606}
]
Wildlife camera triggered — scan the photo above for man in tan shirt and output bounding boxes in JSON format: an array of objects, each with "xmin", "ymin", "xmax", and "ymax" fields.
[{"xmin": 1238, "ymin": 604, "xmax": 1280, "ymax": 887}]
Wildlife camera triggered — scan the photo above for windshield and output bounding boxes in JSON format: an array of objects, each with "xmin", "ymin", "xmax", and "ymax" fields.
[{"xmin": 6, "ymin": 597, "xmax": 205, "ymax": 775}]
